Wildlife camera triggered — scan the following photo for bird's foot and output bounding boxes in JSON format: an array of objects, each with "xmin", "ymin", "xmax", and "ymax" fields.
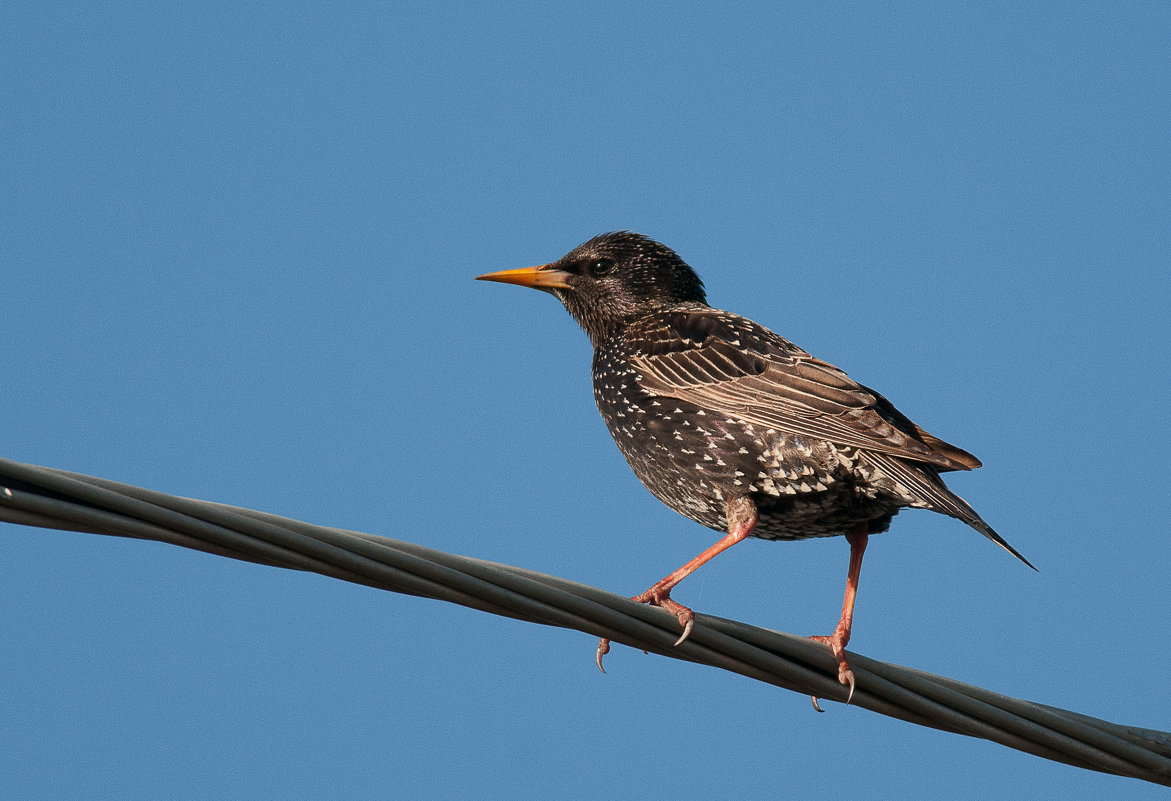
[
  {"xmin": 595, "ymin": 589, "xmax": 696, "ymax": 673},
  {"xmin": 631, "ymin": 587, "xmax": 696, "ymax": 645},
  {"xmin": 807, "ymin": 628, "xmax": 855, "ymax": 711}
]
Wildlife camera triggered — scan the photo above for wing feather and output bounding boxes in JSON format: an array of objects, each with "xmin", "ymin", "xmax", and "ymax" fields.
[{"xmin": 628, "ymin": 309, "xmax": 975, "ymax": 471}]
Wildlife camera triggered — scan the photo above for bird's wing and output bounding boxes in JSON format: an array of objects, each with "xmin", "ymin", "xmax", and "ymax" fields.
[{"xmin": 628, "ymin": 310, "xmax": 977, "ymax": 471}]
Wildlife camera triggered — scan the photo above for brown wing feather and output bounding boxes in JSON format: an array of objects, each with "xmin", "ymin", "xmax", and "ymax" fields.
[
  {"xmin": 628, "ymin": 309, "xmax": 976, "ymax": 471},
  {"xmin": 865, "ymin": 387, "xmax": 982, "ymax": 471}
]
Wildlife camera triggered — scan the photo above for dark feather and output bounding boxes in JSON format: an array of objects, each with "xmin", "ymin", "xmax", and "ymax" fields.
[
  {"xmin": 630, "ymin": 308, "xmax": 976, "ymax": 471},
  {"xmin": 864, "ymin": 452, "xmax": 1035, "ymax": 569}
]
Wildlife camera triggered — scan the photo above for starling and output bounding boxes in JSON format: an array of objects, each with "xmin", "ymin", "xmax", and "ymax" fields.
[{"xmin": 477, "ymin": 231, "xmax": 1032, "ymax": 704}]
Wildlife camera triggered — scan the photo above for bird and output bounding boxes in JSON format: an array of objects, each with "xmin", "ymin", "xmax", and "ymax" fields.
[{"xmin": 477, "ymin": 231, "xmax": 1033, "ymax": 705}]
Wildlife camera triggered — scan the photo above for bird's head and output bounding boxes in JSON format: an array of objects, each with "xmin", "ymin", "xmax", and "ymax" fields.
[{"xmin": 477, "ymin": 231, "xmax": 707, "ymax": 345}]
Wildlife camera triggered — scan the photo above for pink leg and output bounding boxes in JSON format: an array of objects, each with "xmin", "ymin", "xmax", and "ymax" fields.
[
  {"xmin": 810, "ymin": 523, "xmax": 869, "ymax": 708},
  {"xmin": 596, "ymin": 497, "xmax": 757, "ymax": 671}
]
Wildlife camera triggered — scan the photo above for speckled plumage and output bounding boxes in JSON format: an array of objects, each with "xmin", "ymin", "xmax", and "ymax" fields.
[
  {"xmin": 595, "ymin": 304, "xmax": 998, "ymax": 545},
  {"xmin": 478, "ymin": 231, "xmax": 1031, "ymax": 694},
  {"xmin": 487, "ymin": 231, "xmax": 1027, "ymax": 560}
]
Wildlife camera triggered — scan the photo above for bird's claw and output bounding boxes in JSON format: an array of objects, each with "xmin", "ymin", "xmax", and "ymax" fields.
[
  {"xmin": 808, "ymin": 632, "xmax": 856, "ymax": 710},
  {"xmin": 595, "ymin": 638, "xmax": 611, "ymax": 673},
  {"xmin": 651, "ymin": 594, "xmax": 695, "ymax": 646},
  {"xmin": 842, "ymin": 667, "xmax": 856, "ymax": 704}
]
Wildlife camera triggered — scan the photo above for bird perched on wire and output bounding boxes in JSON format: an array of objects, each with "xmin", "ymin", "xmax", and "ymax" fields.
[{"xmin": 477, "ymin": 231, "xmax": 1033, "ymax": 705}]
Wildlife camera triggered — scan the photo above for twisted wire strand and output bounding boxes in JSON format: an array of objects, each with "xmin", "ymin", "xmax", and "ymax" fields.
[{"xmin": 1, "ymin": 456, "xmax": 1168, "ymax": 786}]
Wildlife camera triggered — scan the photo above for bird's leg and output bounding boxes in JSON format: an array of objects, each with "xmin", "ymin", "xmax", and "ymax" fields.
[
  {"xmin": 597, "ymin": 497, "xmax": 757, "ymax": 671},
  {"xmin": 809, "ymin": 523, "xmax": 869, "ymax": 709}
]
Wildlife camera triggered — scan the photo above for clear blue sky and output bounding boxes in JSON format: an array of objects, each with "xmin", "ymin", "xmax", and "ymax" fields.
[{"xmin": 3, "ymin": 4, "xmax": 1168, "ymax": 799}]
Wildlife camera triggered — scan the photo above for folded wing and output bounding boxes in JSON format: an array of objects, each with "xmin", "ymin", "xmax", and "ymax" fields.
[{"xmin": 629, "ymin": 310, "xmax": 980, "ymax": 472}]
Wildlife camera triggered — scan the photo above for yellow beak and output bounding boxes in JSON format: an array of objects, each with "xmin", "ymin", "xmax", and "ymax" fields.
[{"xmin": 475, "ymin": 264, "xmax": 573, "ymax": 290}]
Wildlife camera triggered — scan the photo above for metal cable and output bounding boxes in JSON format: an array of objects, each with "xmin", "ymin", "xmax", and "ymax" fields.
[{"xmin": 2, "ymin": 455, "xmax": 1168, "ymax": 786}]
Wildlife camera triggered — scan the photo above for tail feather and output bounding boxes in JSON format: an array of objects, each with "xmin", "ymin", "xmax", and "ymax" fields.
[
  {"xmin": 961, "ymin": 513, "xmax": 1037, "ymax": 571},
  {"xmin": 868, "ymin": 452, "xmax": 1037, "ymax": 570}
]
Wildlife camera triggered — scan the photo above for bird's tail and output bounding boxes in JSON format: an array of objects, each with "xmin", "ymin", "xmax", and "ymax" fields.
[
  {"xmin": 958, "ymin": 510, "xmax": 1036, "ymax": 570},
  {"xmin": 869, "ymin": 453, "xmax": 1036, "ymax": 570}
]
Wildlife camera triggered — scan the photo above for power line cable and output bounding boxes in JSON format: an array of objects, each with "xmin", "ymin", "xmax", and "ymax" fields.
[{"xmin": 1, "ymin": 456, "xmax": 1168, "ymax": 786}]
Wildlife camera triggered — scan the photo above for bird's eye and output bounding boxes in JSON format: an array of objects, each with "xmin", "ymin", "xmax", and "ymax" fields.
[{"xmin": 589, "ymin": 258, "xmax": 614, "ymax": 276}]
